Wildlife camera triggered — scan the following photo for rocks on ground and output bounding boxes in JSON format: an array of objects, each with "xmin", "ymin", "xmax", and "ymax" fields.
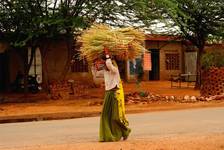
[
  {"xmin": 87, "ymin": 91, "xmax": 224, "ymax": 106},
  {"xmin": 125, "ymin": 91, "xmax": 224, "ymax": 105}
]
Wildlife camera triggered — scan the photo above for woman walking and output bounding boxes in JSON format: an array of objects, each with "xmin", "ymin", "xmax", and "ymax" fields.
[
  {"xmin": 79, "ymin": 24, "xmax": 145, "ymax": 142},
  {"xmin": 95, "ymin": 48, "xmax": 131, "ymax": 142}
]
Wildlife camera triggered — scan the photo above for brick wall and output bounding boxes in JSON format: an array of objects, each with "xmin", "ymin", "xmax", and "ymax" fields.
[{"xmin": 201, "ymin": 67, "xmax": 224, "ymax": 96}]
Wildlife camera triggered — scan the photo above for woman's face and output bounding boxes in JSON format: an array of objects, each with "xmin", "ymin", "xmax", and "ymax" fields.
[{"xmin": 94, "ymin": 58, "xmax": 105, "ymax": 71}]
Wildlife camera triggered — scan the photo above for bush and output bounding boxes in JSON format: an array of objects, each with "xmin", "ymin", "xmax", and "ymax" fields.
[{"xmin": 201, "ymin": 50, "xmax": 224, "ymax": 70}]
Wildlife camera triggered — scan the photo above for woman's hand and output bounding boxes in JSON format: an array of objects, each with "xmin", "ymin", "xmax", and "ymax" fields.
[{"xmin": 103, "ymin": 46, "xmax": 110, "ymax": 56}]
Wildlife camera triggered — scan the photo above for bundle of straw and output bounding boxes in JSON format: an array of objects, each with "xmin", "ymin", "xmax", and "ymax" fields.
[{"xmin": 79, "ymin": 24, "xmax": 145, "ymax": 63}]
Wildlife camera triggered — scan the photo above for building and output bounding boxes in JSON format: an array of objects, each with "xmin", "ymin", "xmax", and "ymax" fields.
[
  {"xmin": 0, "ymin": 35, "xmax": 223, "ymax": 92},
  {"xmin": 144, "ymin": 34, "xmax": 190, "ymax": 81}
]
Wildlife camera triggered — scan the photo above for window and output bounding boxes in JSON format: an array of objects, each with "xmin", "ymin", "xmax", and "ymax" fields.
[{"xmin": 165, "ymin": 53, "xmax": 180, "ymax": 70}]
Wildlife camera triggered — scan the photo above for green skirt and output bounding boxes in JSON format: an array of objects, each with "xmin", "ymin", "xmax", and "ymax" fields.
[{"xmin": 99, "ymin": 90, "xmax": 131, "ymax": 142}]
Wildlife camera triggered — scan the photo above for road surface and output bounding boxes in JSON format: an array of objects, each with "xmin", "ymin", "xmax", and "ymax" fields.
[{"xmin": 0, "ymin": 107, "xmax": 224, "ymax": 149}]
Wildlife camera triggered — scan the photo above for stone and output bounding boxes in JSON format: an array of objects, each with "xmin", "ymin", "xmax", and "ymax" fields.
[
  {"xmin": 198, "ymin": 96, "xmax": 206, "ymax": 101},
  {"xmin": 147, "ymin": 95, "xmax": 151, "ymax": 99},
  {"xmin": 165, "ymin": 96, "xmax": 169, "ymax": 100},
  {"xmin": 190, "ymin": 96, "xmax": 197, "ymax": 102},
  {"xmin": 184, "ymin": 95, "xmax": 190, "ymax": 101},
  {"xmin": 170, "ymin": 96, "xmax": 175, "ymax": 100}
]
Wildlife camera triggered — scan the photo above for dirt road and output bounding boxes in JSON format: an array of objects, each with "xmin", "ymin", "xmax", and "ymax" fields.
[{"xmin": 0, "ymin": 107, "xmax": 224, "ymax": 150}]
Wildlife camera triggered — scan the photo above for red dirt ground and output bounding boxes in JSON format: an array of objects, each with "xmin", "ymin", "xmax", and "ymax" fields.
[{"xmin": 0, "ymin": 81, "xmax": 224, "ymax": 118}]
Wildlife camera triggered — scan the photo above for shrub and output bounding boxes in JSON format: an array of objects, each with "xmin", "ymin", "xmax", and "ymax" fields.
[{"xmin": 201, "ymin": 50, "xmax": 224, "ymax": 70}]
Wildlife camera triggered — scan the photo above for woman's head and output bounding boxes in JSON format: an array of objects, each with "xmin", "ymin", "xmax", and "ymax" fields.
[{"xmin": 94, "ymin": 58, "xmax": 105, "ymax": 71}]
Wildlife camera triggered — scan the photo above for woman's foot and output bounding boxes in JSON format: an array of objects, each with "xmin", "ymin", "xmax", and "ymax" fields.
[
  {"xmin": 123, "ymin": 136, "xmax": 128, "ymax": 140},
  {"xmin": 123, "ymin": 128, "xmax": 131, "ymax": 140}
]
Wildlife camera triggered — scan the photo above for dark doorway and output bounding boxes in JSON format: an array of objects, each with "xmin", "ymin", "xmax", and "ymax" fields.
[
  {"xmin": 0, "ymin": 53, "xmax": 7, "ymax": 92},
  {"xmin": 149, "ymin": 49, "xmax": 160, "ymax": 80},
  {"xmin": 116, "ymin": 60, "xmax": 126, "ymax": 81}
]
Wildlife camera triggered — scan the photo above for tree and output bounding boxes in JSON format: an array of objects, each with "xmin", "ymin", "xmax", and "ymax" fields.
[
  {"xmin": 125, "ymin": 0, "xmax": 224, "ymax": 88},
  {"xmin": 117, "ymin": 0, "xmax": 163, "ymax": 31},
  {"xmin": 0, "ymin": 0, "xmax": 137, "ymax": 92},
  {"xmin": 154, "ymin": 0, "xmax": 224, "ymax": 88},
  {"xmin": 0, "ymin": 0, "xmax": 49, "ymax": 92}
]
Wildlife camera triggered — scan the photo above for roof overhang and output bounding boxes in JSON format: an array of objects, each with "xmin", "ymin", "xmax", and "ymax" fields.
[{"xmin": 145, "ymin": 34, "xmax": 182, "ymax": 41}]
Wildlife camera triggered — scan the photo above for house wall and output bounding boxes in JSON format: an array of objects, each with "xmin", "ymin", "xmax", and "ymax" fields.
[
  {"xmin": 145, "ymin": 40, "xmax": 184, "ymax": 80},
  {"xmin": 205, "ymin": 44, "xmax": 224, "ymax": 52},
  {"xmin": 45, "ymin": 40, "xmax": 93, "ymax": 84},
  {"xmin": 0, "ymin": 48, "xmax": 24, "ymax": 92},
  {"xmin": 3, "ymin": 40, "xmax": 93, "ymax": 91},
  {"xmin": 44, "ymin": 40, "xmax": 68, "ymax": 81},
  {"xmin": 3, "ymin": 39, "xmax": 223, "ymax": 91},
  {"xmin": 160, "ymin": 41, "xmax": 183, "ymax": 80},
  {"xmin": 41, "ymin": 40, "xmax": 224, "ymax": 84},
  {"xmin": 8, "ymin": 49, "xmax": 24, "ymax": 84},
  {"xmin": 21, "ymin": 41, "xmax": 224, "ymax": 86}
]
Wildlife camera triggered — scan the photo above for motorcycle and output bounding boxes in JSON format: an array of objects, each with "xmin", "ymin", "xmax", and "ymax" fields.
[{"xmin": 12, "ymin": 73, "xmax": 40, "ymax": 93}]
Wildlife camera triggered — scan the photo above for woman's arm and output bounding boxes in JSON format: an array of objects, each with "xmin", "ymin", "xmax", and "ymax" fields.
[
  {"xmin": 105, "ymin": 57, "xmax": 118, "ymax": 73},
  {"xmin": 104, "ymin": 47, "xmax": 118, "ymax": 73}
]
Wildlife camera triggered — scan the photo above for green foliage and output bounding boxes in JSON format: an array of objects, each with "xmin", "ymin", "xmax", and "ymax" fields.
[
  {"xmin": 201, "ymin": 50, "xmax": 224, "ymax": 70},
  {"xmin": 0, "ymin": 0, "xmax": 134, "ymax": 48},
  {"xmin": 155, "ymin": 0, "xmax": 224, "ymax": 48},
  {"xmin": 119, "ymin": 0, "xmax": 163, "ymax": 28},
  {"xmin": 139, "ymin": 91, "xmax": 148, "ymax": 97},
  {"xmin": 153, "ymin": 0, "xmax": 224, "ymax": 87}
]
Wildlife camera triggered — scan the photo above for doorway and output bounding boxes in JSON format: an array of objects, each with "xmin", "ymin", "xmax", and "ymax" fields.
[
  {"xmin": 0, "ymin": 53, "xmax": 8, "ymax": 92},
  {"xmin": 149, "ymin": 49, "xmax": 160, "ymax": 80}
]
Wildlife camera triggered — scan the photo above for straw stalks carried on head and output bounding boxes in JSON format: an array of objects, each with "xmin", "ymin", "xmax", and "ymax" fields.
[{"xmin": 79, "ymin": 24, "xmax": 146, "ymax": 63}]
